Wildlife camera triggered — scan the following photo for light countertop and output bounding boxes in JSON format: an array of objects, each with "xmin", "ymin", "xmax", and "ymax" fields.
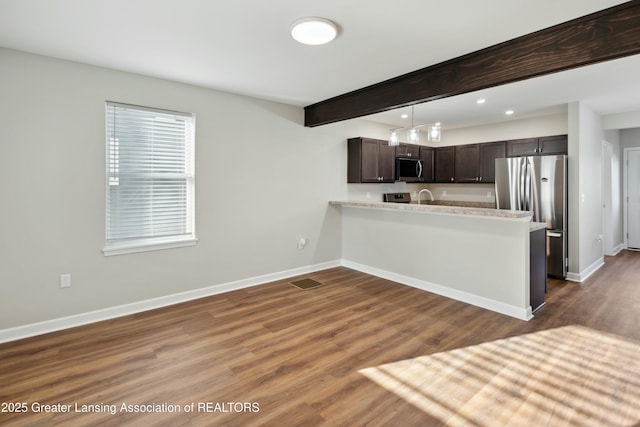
[{"xmin": 329, "ymin": 200, "xmax": 533, "ymax": 221}]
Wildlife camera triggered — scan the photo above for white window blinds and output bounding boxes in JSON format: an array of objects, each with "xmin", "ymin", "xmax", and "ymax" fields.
[{"xmin": 104, "ymin": 102, "xmax": 195, "ymax": 255}]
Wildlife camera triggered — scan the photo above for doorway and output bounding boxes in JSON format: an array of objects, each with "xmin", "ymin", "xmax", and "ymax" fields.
[{"xmin": 624, "ymin": 148, "xmax": 640, "ymax": 249}]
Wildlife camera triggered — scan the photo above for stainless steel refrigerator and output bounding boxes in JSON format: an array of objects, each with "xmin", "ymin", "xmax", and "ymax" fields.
[{"xmin": 495, "ymin": 155, "xmax": 568, "ymax": 278}]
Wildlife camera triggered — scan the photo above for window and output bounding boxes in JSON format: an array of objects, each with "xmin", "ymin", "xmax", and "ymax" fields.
[{"xmin": 103, "ymin": 102, "xmax": 196, "ymax": 256}]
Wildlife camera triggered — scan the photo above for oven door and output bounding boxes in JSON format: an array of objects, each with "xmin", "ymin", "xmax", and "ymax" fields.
[{"xmin": 395, "ymin": 158, "xmax": 423, "ymax": 182}]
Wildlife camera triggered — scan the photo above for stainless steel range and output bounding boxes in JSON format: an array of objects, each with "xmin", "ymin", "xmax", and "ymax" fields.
[{"xmin": 383, "ymin": 192, "xmax": 411, "ymax": 203}]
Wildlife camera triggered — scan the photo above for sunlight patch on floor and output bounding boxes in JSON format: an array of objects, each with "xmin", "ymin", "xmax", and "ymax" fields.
[{"xmin": 359, "ymin": 325, "xmax": 640, "ymax": 426}]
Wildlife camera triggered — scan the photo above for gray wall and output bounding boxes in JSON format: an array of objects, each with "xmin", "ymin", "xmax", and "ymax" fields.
[
  {"xmin": 568, "ymin": 102, "xmax": 604, "ymax": 279},
  {"xmin": 0, "ymin": 48, "xmax": 387, "ymax": 329}
]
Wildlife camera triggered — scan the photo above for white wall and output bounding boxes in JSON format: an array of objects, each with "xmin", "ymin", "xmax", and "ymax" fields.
[
  {"xmin": 437, "ymin": 113, "xmax": 568, "ymax": 147},
  {"xmin": 567, "ymin": 102, "xmax": 604, "ymax": 280},
  {"xmin": 0, "ymin": 48, "xmax": 387, "ymax": 330},
  {"xmin": 621, "ymin": 128, "xmax": 640, "ymax": 149},
  {"xmin": 340, "ymin": 206, "xmax": 532, "ymax": 319}
]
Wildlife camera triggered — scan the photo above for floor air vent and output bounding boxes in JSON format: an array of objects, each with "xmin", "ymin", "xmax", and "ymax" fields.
[{"xmin": 290, "ymin": 278, "xmax": 324, "ymax": 290}]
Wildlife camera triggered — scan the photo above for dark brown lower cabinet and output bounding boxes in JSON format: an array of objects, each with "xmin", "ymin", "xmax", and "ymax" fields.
[{"xmin": 530, "ymin": 227, "xmax": 547, "ymax": 312}]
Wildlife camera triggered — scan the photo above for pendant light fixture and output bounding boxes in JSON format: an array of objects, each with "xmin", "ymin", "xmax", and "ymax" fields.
[
  {"xmin": 428, "ymin": 122, "xmax": 441, "ymax": 142},
  {"xmin": 388, "ymin": 105, "xmax": 441, "ymax": 146},
  {"xmin": 407, "ymin": 105, "xmax": 420, "ymax": 144}
]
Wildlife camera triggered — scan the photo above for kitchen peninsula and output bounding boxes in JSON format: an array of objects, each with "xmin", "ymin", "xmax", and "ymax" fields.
[{"xmin": 330, "ymin": 200, "xmax": 544, "ymax": 320}]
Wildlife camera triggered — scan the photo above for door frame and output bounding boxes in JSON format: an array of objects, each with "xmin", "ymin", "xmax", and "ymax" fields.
[
  {"xmin": 602, "ymin": 140, "xmax": 613, "ymax": 255},
  {"xmin": 623, "ymin": 147, "xmax": 640, "ymax": 250}
]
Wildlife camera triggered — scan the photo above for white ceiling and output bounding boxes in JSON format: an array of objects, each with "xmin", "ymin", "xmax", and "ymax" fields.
[{"xmin": 0, "ymin": 0, "xmax": 637, "ymax": 129}]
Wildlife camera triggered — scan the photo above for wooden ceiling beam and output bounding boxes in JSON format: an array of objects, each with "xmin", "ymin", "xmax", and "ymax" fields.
[{"xmin": 304, "ymin": 1, "xmax": 640, "ymax": 127}]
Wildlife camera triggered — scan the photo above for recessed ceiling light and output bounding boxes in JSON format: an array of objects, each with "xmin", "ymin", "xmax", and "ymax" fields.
[
  {"xmin": 505, "ymin": 110, "xmax": 514, "ymax": 115},
  {"xmin": 401, "ymin": 114, "xmax": 409, "ymax": 119},
  {"xmin": 477, "ymin": 99, "xmax": 486, "ymax": 104},
  {"xmin": 290, "ymin": 17, "xmax": 338, "ymax": 45}
]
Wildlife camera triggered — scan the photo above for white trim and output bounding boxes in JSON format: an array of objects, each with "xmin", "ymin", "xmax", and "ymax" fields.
[
  {"xmin": 102, "ymin": 237, "xmax": 198, "ymax": 256},
  {"xmin": 612, "ymin": 244, "xmax": 625, "ymax": 256},
  {"xmin": 565, "ymin": 256, "xmax": 605, "ymax": 282},
  {"xmin": 0, "ymin": 260, "xmax": 341, "ymax": 344},
  {"xmin": 623, "ymin": 147, "xmax": 640, "ymax": 250},
  {"xmin": 342, "ymin": 260, "xmax": 533, "ymax": 321}
]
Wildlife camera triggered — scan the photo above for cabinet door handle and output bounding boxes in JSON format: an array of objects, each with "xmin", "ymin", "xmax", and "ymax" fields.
[
  {"xmin": 451, "ymin": 177, "xmax": 454, "ymax": 182},
  {"xmin": 479, "ymin": 176, "xmax": 483, "ymax": 182}
]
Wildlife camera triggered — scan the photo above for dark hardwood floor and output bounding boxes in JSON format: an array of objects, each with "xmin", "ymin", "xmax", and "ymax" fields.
[{"xmin": 1, "ymin": 250, "xmax": 639, "ymax": 426}]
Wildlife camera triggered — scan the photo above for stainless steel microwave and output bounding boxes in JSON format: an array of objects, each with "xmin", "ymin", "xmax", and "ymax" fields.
[{"xmin": 395, "ymin": 158, "xmax": 423, "ymax": 182}]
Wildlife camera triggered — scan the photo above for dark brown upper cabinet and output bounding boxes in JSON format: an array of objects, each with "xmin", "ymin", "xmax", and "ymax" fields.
[
  {"xmin": 419, "ymin": 146, "xmax": 435, "ymax": 182},
  {"xmin": 453, "ymin": 141, "xmax": 505, "ymax": 183},
  {"xmin": 506, "ymin": 138, "xmax": 539, "ymax": 156},
  {"xmin": 435, "ymin": 146, "xmax": 455, "ymax": 183},
  {"xmin": 454, "ymin": 144, "xmax": 480, "ymax": 183},
  {"xmin": 396, "ymin": 144, "xmax": 419, "ymax": 158},
  {"xmin": 506, "ymin": 135, "xmax": 567, "ymax": 157},
  {"xmin": 479, "ymin": 141, "xmax": 506, "ymax": 183},
  {"xmin": 347, "ymin": 137, "xmax": 396, "ymax": 183},
  {"xmin": 538, "ymin": 135, "xmax": 568, "ymax": 155}
]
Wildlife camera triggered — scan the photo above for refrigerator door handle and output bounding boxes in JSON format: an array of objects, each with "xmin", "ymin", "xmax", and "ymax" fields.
[
  {"xmin": 523, "ymin": 159, "xmax": 530, "ymax": 211},
  {"xmin": 519, "ymin": 158, "xmax": 526, "ymax": 211},
  {"xmin": 547, "ymin": 231, "xmax": 563, "ymax": 238}
]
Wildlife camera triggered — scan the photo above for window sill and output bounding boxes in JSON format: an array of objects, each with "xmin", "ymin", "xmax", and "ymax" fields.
[{"xmin": 103, "ymin": 236, "xmax": 198, "ymax": 256}]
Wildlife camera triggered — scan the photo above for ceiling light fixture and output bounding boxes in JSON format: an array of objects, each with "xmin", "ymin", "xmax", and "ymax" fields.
[
  {"xmin": 290, "ymin": 17, "xmax": 338, "ymax": 45},
  {"xmin": 477, "ymin": 98, "xmax": 486, "ymax": 104},
  {"xmin": 388, "ymin": 106, "xmax": 441, "ymax": 146},
  {"xmin": 505, "ymin": 110, "xmax": 515, "ymax": 115}
]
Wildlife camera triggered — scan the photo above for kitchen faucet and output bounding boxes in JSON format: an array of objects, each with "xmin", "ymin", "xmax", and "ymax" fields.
[{"xmin": 418, "ymin": 189, "xmax": 435, "ymax": 204}]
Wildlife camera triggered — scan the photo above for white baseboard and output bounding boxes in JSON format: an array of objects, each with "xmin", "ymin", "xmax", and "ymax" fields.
[
  {"xmin": 611, "ymin": 244, "xmax": 625, "ymax": 256},
  {"xmin": 0, "ymin": 260, "xmax": 342, "ymax": 344},
  {"xmin": 566, "ymin": 256, "xmax": 605, "ymax": 282},
  {"xmin": 604, "ymin": 244, "xmax": 625, "ymax": 256},
  {"xmin": 341, "ymin": 260, "xmax": 533, "ymax": 321}
]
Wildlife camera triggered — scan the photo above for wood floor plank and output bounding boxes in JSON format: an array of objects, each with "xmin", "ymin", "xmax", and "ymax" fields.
[{"xmin": 2, "ymin": 253, "xmax": 640, "ymax": 426}]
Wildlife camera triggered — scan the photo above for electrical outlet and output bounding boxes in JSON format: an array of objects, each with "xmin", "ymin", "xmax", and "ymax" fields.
[
  {"xmin": 486, "ymin": 191, "xmax": 492, "ymax": 198},
  {"xmin": 60, "ymin": 273, "xmax": 72, "ymax": 288}
]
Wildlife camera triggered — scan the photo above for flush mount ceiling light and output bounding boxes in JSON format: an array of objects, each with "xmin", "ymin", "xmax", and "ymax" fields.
[
  {"xmin": 388, "ymin": 105, "xmax": 441, "ymax": 146},
  {"xmin": 290, "ymin": 17, "xmax": 338, "ymax": 45}
]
